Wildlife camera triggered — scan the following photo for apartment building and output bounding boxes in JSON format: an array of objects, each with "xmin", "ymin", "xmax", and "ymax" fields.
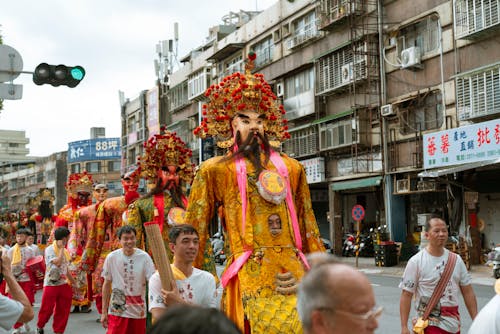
[{"xmin": 120, "ymin": 0, "xmax": 500, "ymax": 258}]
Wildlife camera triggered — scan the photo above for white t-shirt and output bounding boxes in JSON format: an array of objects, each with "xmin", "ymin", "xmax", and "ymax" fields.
[
  {"xmin": 399, "ymin": 248, "xmax": 471, "ymax": 333},
  {"xmin": 7, "ymin": 244, "xmax": 35, "ymax": 282},
  {"xmin": 44, "ymin": 244, "xmax": 70, "ymax": 287},
  {"xmin": 102, "ymin": 248, "xmax": 155, "ymax": 319},
  {"xmin": 148, "ymin": 267, "xmax": 217, "ymax": 311},
  {"xmin": 0, "ymin": 294, "xmax": 23, "ymax": 334},
  {"xmin": 468, "ymin": 294, "xmax": 500, "ymax": 334}
]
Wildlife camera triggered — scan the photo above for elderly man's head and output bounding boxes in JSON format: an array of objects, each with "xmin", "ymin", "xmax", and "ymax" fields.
[{"xmin": 297, "ymin": 257, "xmax": 380, "ymax": 334}]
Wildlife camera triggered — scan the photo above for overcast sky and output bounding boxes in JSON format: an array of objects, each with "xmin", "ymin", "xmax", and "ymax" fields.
[{"xmin": 0, "ymin": 0, "xmax": 277, "ymax": 157}]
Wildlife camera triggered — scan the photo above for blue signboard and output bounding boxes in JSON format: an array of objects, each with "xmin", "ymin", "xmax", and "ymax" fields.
[{"xmin": 68, "ymin": 138, "xmax": 121, "ymax": 163}]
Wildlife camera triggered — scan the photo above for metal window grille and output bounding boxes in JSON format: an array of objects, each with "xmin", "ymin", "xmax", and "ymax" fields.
[
  {"xmin": 397, "ymin": 16, "xmax": 439, "ymax": 55},
  {"xmin": 319, "ymin": 118, "xmax": 358, "ymax": 150},
  {"xmin": 454, "ymin": 0, "xmax": 500, "ymax": 38},
  {"xmin": 283, "ymin": 126, "xmax": 318, "ymax": 158},
  {"xmin": 456, "ymin": 65, "xmax": 500, "ymax": 120}
]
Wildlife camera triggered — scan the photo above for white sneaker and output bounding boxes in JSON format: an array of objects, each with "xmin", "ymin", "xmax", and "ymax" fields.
[{"xmin": 24, "ymin": 323, "xmax": 32, "ymax": 334}]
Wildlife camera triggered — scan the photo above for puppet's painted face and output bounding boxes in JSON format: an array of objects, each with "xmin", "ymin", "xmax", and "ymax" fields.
[
  {"xmin": 157, "ymin": 165, "xmax": 180, "ymax": 190},
  {"xmin": 121, "ymin": 177, "xmax": 139, "ymax": 193},
  {"xmin": 231, "ymin": 110, "xmax": 265, "ymax": 145}
]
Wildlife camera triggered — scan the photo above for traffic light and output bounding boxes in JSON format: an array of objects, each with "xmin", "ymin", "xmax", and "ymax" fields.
[{"xmin": 32, "ymin": 63, "xmax": 85, "ymax": 88}]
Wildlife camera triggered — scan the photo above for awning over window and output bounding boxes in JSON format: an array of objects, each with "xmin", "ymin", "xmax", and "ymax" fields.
[
  {"xmin": 331, "ymin": 176, "xmax": 383, "ymax": 191},
  {"xmin": 418, "ymin": 158, "xmax": 500, "ymax": 178}
]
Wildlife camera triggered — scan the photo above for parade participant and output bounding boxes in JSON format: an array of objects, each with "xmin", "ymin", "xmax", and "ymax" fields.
[
  {"xmin": 68, "ymin": 183, "xmax": 109, "ymax": 313},
  {"xmin": 0, "ymin": 252, "xmax": 34, "ymax": 334},
  {"xmin": 127, "ymin": 128, "xmax": 194, "ymax": 252},
  {"xmin": 186, "ymin": 53, "xmax": 325, "ymax": 333},
  {"xmin": 81, "ymin": 169, "xmax": 140, "ymax": 316},
  {"xmin": 468, "ymin": 279, "xmax": 500, "ymax": 334},
  {"xmin": 400, "ymin": 216, "xmax": 477, "ymax": 334},
  {"xmin": 36, "ymin": 227, "xmax": 75, "ymax": 334},
  {"xmin": 7, "ymin": 228, "xmax": 36, "ymax": 333},
  {"xmin": 26, "ymin": 232, "xmax": 42, "ymax": 256},
  {"xmin": 297, "ymin": 257, "xmax": 380, "ymax": 334},
  {"xmin": 100, "ymin": 225, "xmax": 155, "ymax": 334},
  {"xmin": 31, "ymin": 188, "xmax": 58, "ymax": 251},
  {"xmin": 149, "ymin": 224, "xmax": 217, "ymax": 322}
]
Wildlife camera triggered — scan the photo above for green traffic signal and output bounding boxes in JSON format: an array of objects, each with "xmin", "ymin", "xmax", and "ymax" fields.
[{"xmin": 33, "ymin": 63, "xmax": 85, "ymax": 88}]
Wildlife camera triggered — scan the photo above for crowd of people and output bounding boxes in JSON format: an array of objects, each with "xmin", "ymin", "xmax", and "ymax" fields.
[{"xmin": 1, "ymin": 54, "xmax": 499, "ymax": 334}]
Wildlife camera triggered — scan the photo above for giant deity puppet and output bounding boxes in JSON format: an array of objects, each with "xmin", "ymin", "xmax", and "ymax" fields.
[
  {"xmin": 186, "ymin": 53, "xmax": 325, "ymax": 334},
  {"xmin": 30, "ymin": 188, "xmax": 57, "ymax": 251},
  {"xmin": 53, "ymin": 171, "xmax": 93, "ymax": 313},
  {"xmin": 127, "ymin": 129, "xmax": 194, "ymax": 254},
  {"xmin": 80, "ymin": 168, "xmax": 141, "ymax": 315},
  {"xmin": 68, "ymin": 183, "xmax": 109, "ymax": 313}
]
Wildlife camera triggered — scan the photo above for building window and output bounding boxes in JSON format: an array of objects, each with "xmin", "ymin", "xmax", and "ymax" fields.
[
  {"xmin": 456, "ymin": 64, "xmax": 500, "ymax": 120},
  {"xmin": 455, "ymin": 0, "xmax": 500, "ymax": 39},
  {"xmin": 286, "ymin": 11, "xmax": 320, "ymax": 49},
  {"xmin": 252, "ymin": 36, "xmax": 274, "ymax": 68},
  {"xmin": 46, "ymin": 170, "xmax": 55, "ymax": 182},
  {"xmin": 224, "ymin": 55, "xmax": 243, "ymax": 77},
  {"xmin": 127, "ymin": 116, "xmax": 136, "ymax": 133},
  {"xmin": 8, "ymin": 143, "xmax": 19, "ymax": 148},
  {"xmin": 319, "ymin": 117, "xmax": 359, "ymax": 150},
  {"xmin": 128, "ymin": 147, "xmax": 137, "ymax": 166},
  {"xmin": 37, "ymin": 172, "xmax": 44, "ymax": 183},
  {"xmin": 285, "ymin": 68, "xmax": 314, "ymax": 98},
  {"xmin": 397, "ymin": 16, "xmax": 439, "ymax": 56},
  {"xmin": 70, "ymin": 164, "xmax": 81, "ymax": 173},
  {"xmin": 9, "ymin": 180, "xmax": 17, "ymax": 190},
  {"xmin": 108, "ymin": 160, "xmax": 121, "ymax": 172},
  {"xmin": 315, "ymin": 41, "xmax": 367, "ymax": 95},
  {"xmin": 283, "ymin": 126, "xmax": 318, "ymax": 158},
  {"xmin": 169, "ymin": 81, "xmax": 189, "ymax": 112},
  {"xmin": 399, "ymin": 90, "xmax": 443, "ymax": 135},
  {"xmin": 86, "ymin": 162, "xmax": 101, "ymax": 173},
  {"xmin": 188, "ymin": 68, "xmax": 211, "ymax": 100}
]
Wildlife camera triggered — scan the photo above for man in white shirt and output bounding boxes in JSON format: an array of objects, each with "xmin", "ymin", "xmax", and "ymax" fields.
[
  {"xmin": 26, "ymin": 233, "xmax": 41, "ymax": 256},
  {"xmin": 0, "ymin": 250, "xmax": 34, "ymax": 334},
  {"xmin": 468, "ymin": 279, "xmax": 500, "ymax": 334},
  {"xmin": 149, "ymin": 224, "xmax": 217, "ymax": 322},
  {"xmin": 101, "ymin": 225, "xmax": 155, "ymax": 334}
]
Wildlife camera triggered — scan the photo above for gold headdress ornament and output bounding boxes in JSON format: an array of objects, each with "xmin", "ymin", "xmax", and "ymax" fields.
[
  {"xmin": 34, "ymin": 188, "xmax": 55, "ymax": 207},
  {"xmin": 193, "ymin": 52, "xmax": 290, "ymax": 148},
  {"xmin": 138, "ymin": 127, "xmax": 195, "ymax": 184},
  {"xmin": 65, "ymin": 171, "xmax": 94, "ymax": 194}
]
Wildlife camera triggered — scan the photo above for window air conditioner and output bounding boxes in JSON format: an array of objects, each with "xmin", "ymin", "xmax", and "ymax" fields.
[
  {"xmin": 381, "ymin": 104, "xmax": 395, "ymax": 117},
  {"xmin": 401, "ymin": 46, "xmax": 422, "ymax": 69},
  {"xmin": 396, "ymin": 179, "xmax": 410, "ymax": 193},
  {"xmin": 341, "ymin": 63, "xmax": 353, "ymax": 84}
]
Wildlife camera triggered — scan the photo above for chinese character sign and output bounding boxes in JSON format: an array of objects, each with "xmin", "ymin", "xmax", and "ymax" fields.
[
  {"xmin": 300, "ymin": 157, "xmax": 325, "ymax": 184},
  {"xmin": 68, "ymin": 138, "xmax": 121, "ymax": 163},
  {"xmin": 147, "ymin": 87, "xmax": 160, "ymax": 136},
  {"xmin": 423, "ymin": 119, "xmax": 500, "ymax": 169}
]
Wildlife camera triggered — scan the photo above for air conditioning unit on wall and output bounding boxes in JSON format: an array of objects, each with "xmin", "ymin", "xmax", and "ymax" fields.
[
  {"xmin": 381, "ymin": 104, "xmax": 395, "ymax": 117},
  {"xmin": 341, "ymin": 63, "xmax": 353, "ymax": 84},
  {"xmin": 396, "ymin": 179, "xmax": 410, "ymax": 193},
  {"xmin": 401, "ymin": 46, "xmax": 422, "ymax": 70}
]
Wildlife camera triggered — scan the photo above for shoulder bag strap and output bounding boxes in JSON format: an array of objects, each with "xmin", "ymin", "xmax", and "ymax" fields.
[{"xmin": 422, "ymin": 252, "xmax": 458, "ymax": 320}]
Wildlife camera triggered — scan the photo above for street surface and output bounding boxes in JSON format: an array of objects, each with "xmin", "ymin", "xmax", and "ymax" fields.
[{"xmin": 24, "ymin": 271, "xmax": 496, "ymax": 334}]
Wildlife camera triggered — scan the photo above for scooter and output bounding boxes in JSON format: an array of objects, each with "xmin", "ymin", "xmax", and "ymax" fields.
[
  {"xmin": 342, "ymin": 234, "xmax": 356, "ymax": 257},
  {"xmin": 211, "ymin": 232, "xmax": 226, "ymax": 265},
  {"xmin": 492, "ymin": 246, "xmax": 500, "ymax": 279}
]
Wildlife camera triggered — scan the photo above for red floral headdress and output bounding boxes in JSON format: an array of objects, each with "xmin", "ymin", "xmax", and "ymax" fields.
[
  {"xmin": 65, "ymin": 171, "xmax": 94, "ymax": 194},
  {"xmin": 138, "ymin": 127, "xmax": 195, "ymax": 184},
  {"xmin": 193, "ymin": 52, "xmax": 290, "ymax": 148}
]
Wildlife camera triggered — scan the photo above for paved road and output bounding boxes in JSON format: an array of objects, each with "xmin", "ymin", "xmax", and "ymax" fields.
[{"xmin": 25, "ymin": 272, "xmax": 496, "ymax": 334}]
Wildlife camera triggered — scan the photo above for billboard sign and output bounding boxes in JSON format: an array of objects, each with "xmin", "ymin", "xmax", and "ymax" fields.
[{"xmin": 68, "ymin": 138, "xmax": 121, "ymax": 163}]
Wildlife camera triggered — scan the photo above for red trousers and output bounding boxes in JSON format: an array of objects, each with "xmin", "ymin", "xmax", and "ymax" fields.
[
  {"xmin": 425, "ymin": 326, "xmax": 459, "ymax": 334},
  {"xmin": 10, "ymin": 280, "xmax": 35, "ymax": 329},
  {"xmin": 37, "ymin": 284, "xmax": 73, "ymax": 333},
  {"xmin": 106, "ymin": 314, "xmax": 146, "ymax": 334}
]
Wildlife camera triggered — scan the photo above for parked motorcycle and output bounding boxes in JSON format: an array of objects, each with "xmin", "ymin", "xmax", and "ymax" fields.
[
  {"xmin": 493, "ymin": 246, "xmax": 500, "ymax": 279},
  {"xmin": 342, "ymin": 234, "xmax": 356, "ymax": 257},
  {"xmin": 211, "ymin": 232, "xmax": 226, "ymax": 265}
]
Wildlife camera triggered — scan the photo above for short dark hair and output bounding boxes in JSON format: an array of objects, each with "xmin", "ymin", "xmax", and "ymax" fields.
[
  {"xmin": 117, "ymin": 225, "xmax": 136, "ymax": 239},
  {"xmin": 16, "ymin": 228, "xmax": 30, "ymax": 236},
  {"xmin": 149, "ymin": 305, "xmax": 241, "ymax": 334},
  {"xmin": 168, "ymin": 224, "xmax": 198, "ymax": 244},
  {"xmin": 54, "ymin": 227, "xmax": 70, "ymax": 240},
  {"xmin": 424, "ymin": 214, "xmax": 445, "ymax": 232}
]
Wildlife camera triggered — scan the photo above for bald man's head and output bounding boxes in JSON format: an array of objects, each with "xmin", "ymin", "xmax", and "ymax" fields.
[{"xmin": 297, "ymin": 261, "xmax": 378, "ymax": 334}]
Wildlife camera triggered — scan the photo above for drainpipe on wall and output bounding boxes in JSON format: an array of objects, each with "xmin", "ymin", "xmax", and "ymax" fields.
[{"xmin": 378, "ymin": 0, "xmax": 393, "ymax": 238}]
